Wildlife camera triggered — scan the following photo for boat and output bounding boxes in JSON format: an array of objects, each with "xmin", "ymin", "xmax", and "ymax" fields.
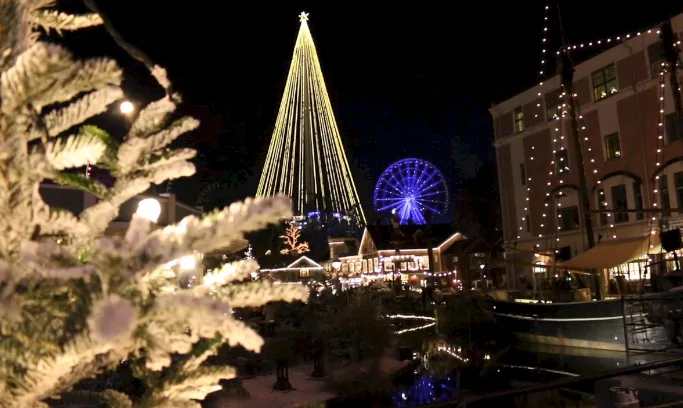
[
  {"xmin": 483, "ymin": 18, "xmax": 683, "ymax": 353},
  {"xmin": 486, "ymin": 290, "xmax": 683, "ymax": 352}
]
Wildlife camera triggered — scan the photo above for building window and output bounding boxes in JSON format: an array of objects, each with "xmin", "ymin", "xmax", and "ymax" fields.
[
  {"xmin": 665, "ymin": 112, "xmax": 683, "ymax": 143},
  {"xmin": 660, "ymin": 176, "xmax": 671, "ymax": 217},
  {"xmin": 525, "ymin": 214, "xmax": 531, "ymax": 232},
  {"xmin": 592, "ymin": 64, "xmax": 618, "ymax": 101},
  {"xmin": 299, "ymin": 268, "xmax": 310, "ymax": 278},
  {"xmin": 675, "ymin": 172, "xmax": 683, "ymax": 210},
  {"xmin": 555, "ymin": 149, "xmax": 569, "ymax": 174},
  {"xmin": 603, "ymin": 132, "xmax": 621, "ymax": 160},
  {"xmin": 545, "ymin": 89, "xmax": 562, "ymax": 120},
  {"xmin": 611, "ymin": 184, "xmax": 629, "ymax": 224},
  {"xmin": 648, "ymin": 41, "xmax": 666, "ymax": 78},
  {"xmin": 633, "ymin": 182, "xmax": 644, "ymax": 220},
  {"xmin": 533, "ymin": 262, "xmax": 546, "ymax": 274},
  {"xmin": 559, "ymin": 205, "xmax": 580, "ymax": 231},
  {"xmin": 520, "ymin": 163, "xmax": 526, "ymax": 185},
  {"xmin": 514, "ymin": 107, "xmax": 525, "ymax": 133},
  {"xmin": 597, "ymin": 188, "xmax": 608, "ymax": 226}
]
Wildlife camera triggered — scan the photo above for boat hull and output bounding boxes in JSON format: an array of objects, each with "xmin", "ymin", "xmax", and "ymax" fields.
[{"xmin": 486, "ymin": 293, "xmax": 682, "ymax": 352}]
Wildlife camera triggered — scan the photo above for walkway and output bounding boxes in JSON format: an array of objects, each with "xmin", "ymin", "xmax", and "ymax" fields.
[{"xmin": 209, "ymin": 363, "xmax": 336, "ymax": 408}]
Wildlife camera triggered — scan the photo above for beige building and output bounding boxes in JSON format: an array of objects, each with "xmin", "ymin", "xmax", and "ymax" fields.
[{"xmin": 490, "ymin": 14, "xmax": 683, "ymax": 287}]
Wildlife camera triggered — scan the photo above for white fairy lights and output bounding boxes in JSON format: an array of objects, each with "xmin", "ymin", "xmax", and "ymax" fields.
[
  {"xmin": 518, "ymin": 4, "xmax": 551, "ymax": 242},
  {"xmin": 558, "ymin": 28, "xmax": 664, "ymax": 54},
  {"xmin": 651, "ymin": 64, "xmax": 668, "ymax": 225},
  {"xmin": 255, "ymin": 12, "xmax": 366, "ymax": 224}
]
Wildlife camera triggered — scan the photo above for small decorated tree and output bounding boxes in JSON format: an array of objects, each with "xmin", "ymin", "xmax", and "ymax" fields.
[
  {"xmin": 279, "ymin": 224, "xmax": 310, "ymax": 255},
  {"xmin": 0, "ymin": 2, "xmax": 307, "ymax": 407}
]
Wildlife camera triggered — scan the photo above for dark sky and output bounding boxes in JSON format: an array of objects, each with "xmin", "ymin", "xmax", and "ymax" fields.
[{"xmin": 63, "ymin": 1, "xmax": 683, "ymax": 217}]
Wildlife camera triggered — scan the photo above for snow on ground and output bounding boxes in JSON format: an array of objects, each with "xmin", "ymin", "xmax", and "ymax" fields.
[{"xmin": 210, "ymin": 363, "xmax": 336, "ymax": 408}]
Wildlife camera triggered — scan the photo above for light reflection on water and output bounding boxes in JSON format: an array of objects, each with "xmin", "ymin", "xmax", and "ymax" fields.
[{"xmin": 387, "ymin": 316, "xmax": 675, "ymax": 407}]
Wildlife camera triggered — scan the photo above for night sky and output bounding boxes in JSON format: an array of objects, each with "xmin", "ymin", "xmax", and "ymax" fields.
[{"xmin": 63, "ymin": 1, "xmax": 683, "ymax": 220}]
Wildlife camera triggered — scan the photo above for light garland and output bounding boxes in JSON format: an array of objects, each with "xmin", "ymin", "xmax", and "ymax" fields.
[
  {"xmin": 395, "ymin": 322, "xmax": 435, "ymax": 335},
  {"xmin": 436, "ymin": 346, "xmax": 468, "ymax": 362},
  {"xmin": 651, "ymin": 68, "xmax": 667, "ymax": 228},
  {"xmin": 384, "ymin": 314, "xmax": 436, "ymax": 321},
  {"xmin": 255, "ymin": 12, "xmax": 366, "ymax": 224},
  {"xmin": 558, "ymin": 28, "xmax": 667, "ymax": 54},
  {"xmin": 518, "ymin": 4, "xmax": 551, "ymax": 242}
]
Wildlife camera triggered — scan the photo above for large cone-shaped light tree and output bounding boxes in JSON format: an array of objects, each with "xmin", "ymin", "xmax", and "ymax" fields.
[{"xmin": 0, "ymin": 1, "xmax": 308, "ymax": 407}]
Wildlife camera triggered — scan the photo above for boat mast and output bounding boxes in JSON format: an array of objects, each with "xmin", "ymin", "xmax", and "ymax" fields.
[{"xmin": 557, "ymin": 7, "xmax": 602, "ymax": 299}]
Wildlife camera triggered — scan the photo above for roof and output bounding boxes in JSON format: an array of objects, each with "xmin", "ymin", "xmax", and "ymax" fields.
[
  {"xmin": 365, "ymin": 223, "xmax": 457, "ymax": 250},
  {"xmin": 557, "ymin": 235, "xmax": 660, "ymax": 270}
]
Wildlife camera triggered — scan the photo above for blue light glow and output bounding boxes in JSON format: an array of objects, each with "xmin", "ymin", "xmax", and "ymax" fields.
[{"xmin": 373, "ymin": 158, "xmax": 449, "ymax": 225}]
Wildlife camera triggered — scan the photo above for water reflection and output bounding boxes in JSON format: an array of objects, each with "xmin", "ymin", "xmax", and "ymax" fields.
[
  {"xmin": 392, "ymin": 374, "xmax": 460, "ymax": 407},
  {"xmin": 387, "ymin": 315, "xmax": 675, "ymax": 406}
]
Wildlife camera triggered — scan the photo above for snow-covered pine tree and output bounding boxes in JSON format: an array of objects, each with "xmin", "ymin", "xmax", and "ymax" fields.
[{"xmin": 0, "ymin": 1, "xmax": 308, "ymax": 407}]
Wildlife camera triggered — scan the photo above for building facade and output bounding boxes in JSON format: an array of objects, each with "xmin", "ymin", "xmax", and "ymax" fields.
[{"xmin": 490, "ymin": 14, "xmax": 683, "ymax": 286}]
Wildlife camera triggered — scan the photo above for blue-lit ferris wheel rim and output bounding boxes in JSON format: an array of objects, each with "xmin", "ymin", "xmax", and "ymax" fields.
[{"xmin": 373, "ymin": 158, "xmax": 449, "ymax": 225}]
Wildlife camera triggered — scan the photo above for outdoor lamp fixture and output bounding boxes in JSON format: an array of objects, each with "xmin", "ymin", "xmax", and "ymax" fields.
[
  {"xmin": 136, "ymin": 198, "xmax": 161, "ymax": 223},
  {"xmin": 179, "ymin": 255, "xmax": 197, "ymax": 271},
  {"xmin": 332, "ymin": 258, "xmax": 341, "ymax": 270},
  {"xmin": 119, "ymin": 100, "xmax": 134, "ymax": 115}
]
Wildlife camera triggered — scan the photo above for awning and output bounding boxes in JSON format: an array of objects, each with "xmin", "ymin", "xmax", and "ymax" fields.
[{"xmin": 556, "ymin": 235, "xmax": 660, "ymax": 270}]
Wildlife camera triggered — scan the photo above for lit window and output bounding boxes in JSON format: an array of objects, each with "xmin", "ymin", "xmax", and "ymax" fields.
[
  {"xmin": 545, "ymin": 89, "xmax": 562, "ymax": 120},
  {"xmin": 603, "ymin": 132, "xmax": 621, "ymax": 160},
  {"xmin": 592, "ymin": 65, "xmax": 618, "ymax": 101},
  {"xmin": 514, "ymin": 107, "xmax": 525, "ymax": 133}
]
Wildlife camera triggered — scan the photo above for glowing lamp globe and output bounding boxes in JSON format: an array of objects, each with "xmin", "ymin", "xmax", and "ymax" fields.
[
  {"xmin": 179, "ymin": 255, "xmax": 196, "ymax": 271},
  {"xmin": 136, "ymin": 198, "xmax": 161, "ymax": 223},
  {"xmin": 119, "ymin": 100, "xmax": 134, "ymax": 115}
]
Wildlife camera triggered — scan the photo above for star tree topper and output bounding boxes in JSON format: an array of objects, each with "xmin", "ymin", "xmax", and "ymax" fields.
[{"xmin": 299, "ymin": 11, "xmax": 309, "ymax": 22}]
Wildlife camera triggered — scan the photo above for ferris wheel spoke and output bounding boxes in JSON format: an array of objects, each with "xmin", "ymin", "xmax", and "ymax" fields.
[
  {"xmin": 376, "ymin": 186, "xmax": 405, "ymax": 198},
  {"xmin": 412, "ymin": 165, "xmax": 433, "ymax": 193},
  {"xmin": 415, "ymin": 176, "xmax": 441, "ymax": 195},
  {"xmin": 416, "ymin": 190, "xmax": 445, "ymax": 199},
  {"xmin": 416, "ymin": 202, "xmax": 442, "ymax": 214}
]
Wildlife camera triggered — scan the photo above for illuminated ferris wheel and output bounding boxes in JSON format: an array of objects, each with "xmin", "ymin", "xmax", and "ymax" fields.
[{"xmin": 373, "ymin": 158, "xmax": 450, "ymax": 225}]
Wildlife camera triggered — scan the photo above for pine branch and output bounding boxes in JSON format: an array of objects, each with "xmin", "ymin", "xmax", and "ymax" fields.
[
  {"xmin": 30, "ymin": 10, "xmax": 103, "ymax": 33},
  {"xmin": 44, "ymin": 131, "xmax": 106, "ymax": 170},
  {"xmin": 117, "ymin": 117, "xmax": 199, "ymax": 174},
  {"xmin": 53, "ymin": 172, "xmax": 108, "ymax": 198},
  {"xmin": 32, "ymin": 86, "xmax": 123, "ymax": 140}
]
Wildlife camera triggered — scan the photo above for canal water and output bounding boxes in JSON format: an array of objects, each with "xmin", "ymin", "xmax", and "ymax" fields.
[{"xmin": 386, "ymin": 312, "xmax": 673, "ymax": 407}]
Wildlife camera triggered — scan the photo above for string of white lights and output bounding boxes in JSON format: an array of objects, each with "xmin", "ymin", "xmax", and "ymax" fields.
[
  {"xmin": 558, "ymin": 27, "xmax": 669, "ymax": 53},
  {"xmin": 256, "ymin": 12, "xmax": 365, "ymax": 223},
  {"xmin": 384, "ymin": 314, "xmax": 436, "ymax": 321},
  {"xmin": 394, "ymin": 322, "xmax": 435, "ymax": 335},
  {"xmin": 518, "ymin": 4, "xmax": 552, "ymax": 245}
]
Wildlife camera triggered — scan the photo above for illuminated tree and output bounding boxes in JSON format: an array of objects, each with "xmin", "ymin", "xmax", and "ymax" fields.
[
  {"xmin": 0, "ymin": 2, "xmax": 308, "ymax": 407},
  {"xmin": 255, "ymin": 12, "xmax": 365, "ymax": 225},
  {"xmin": 279, "ymin": 224, "xmax": 310, "ymax": 255}
]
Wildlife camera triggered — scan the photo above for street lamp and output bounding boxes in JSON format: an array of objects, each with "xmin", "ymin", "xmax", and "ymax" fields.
[
  {"xmin": 119, "ymin": 100, "xmax": 134, "ymax": 115},
  {"xmin": 136, "ymin": 198, "xmax": 161, "ymax": 223},
  {"xmin": 179, "ymin": 255, "xmax": 197, "ymax": 271}
]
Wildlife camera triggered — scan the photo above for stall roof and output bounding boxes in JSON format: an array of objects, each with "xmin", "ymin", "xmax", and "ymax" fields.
[{"xmin": 557, "ymin": 235, "xmax": 660, "ymax": 270}]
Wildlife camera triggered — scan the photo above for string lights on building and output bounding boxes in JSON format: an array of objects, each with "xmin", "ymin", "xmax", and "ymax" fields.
[
  {"xmin": 651, "ymin": 62, "xmax": 669, "ymax": 234},
  {"xmin": 558, "ymin": 28, "xmax": 668, "ymax": 53},
  {"xmin": 255, "ymin": 12, "xmax": 365, "ymax": 224},
  {"xmin": 518, "ymin": 4, "xmax": 552, "ymax": 242}
]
